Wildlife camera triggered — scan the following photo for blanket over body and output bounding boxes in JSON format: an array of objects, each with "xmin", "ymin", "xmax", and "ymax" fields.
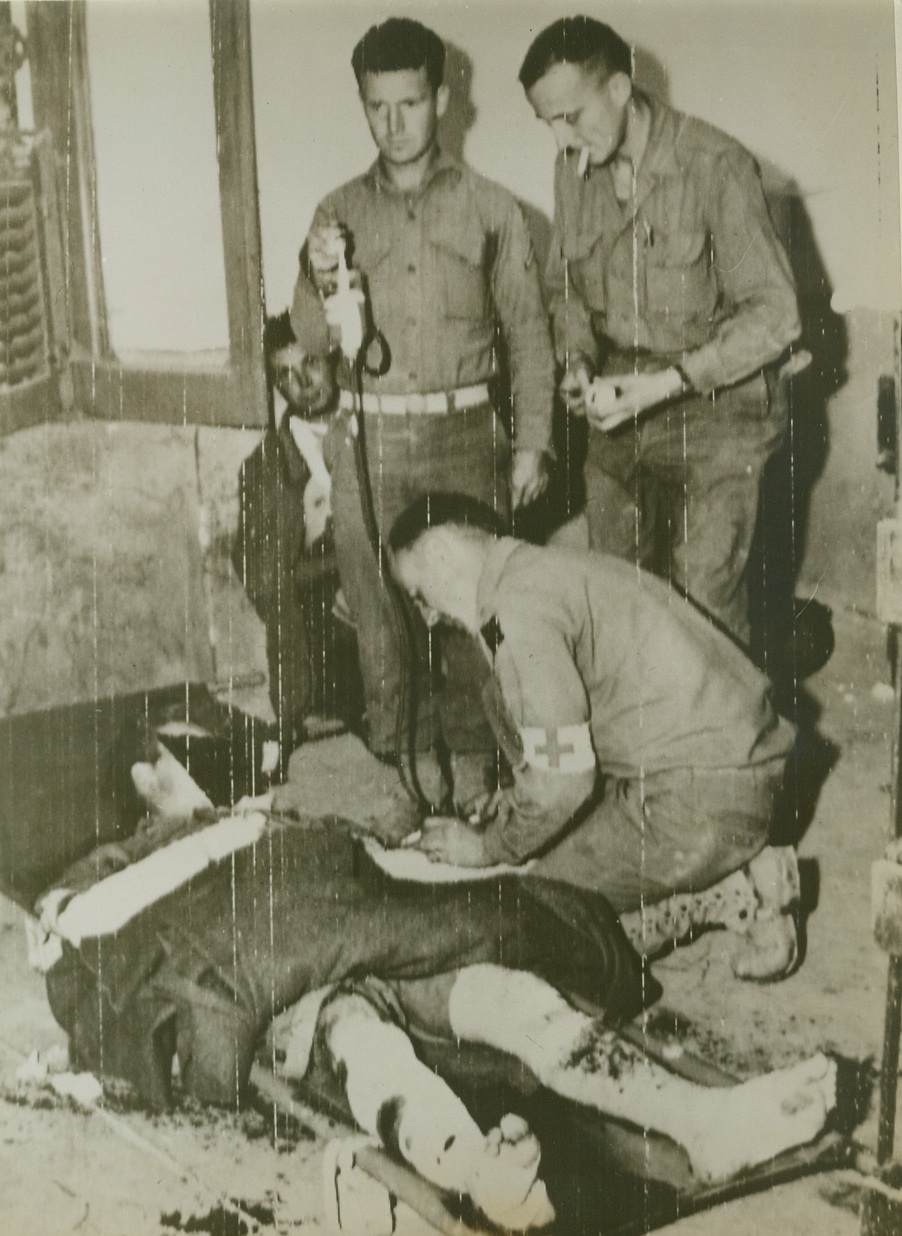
[{"xmin": 43, "ymin": 816, "xmax": 645, "ymax": 1110}]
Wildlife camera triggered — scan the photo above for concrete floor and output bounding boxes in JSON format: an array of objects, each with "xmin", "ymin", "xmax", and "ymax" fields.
[{"xmin": 0, "ymin": 600, "xmax": 899, "ymax": 1235}]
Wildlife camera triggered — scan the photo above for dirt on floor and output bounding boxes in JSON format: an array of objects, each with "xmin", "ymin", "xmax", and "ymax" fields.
[{"xmin": 1, "ymin": 601, "xmax": 900, "ymax": 1236}]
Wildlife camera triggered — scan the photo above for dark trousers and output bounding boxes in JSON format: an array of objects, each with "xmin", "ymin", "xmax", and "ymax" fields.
[
  {"xmin": 330, "ymin": 403, "xmax": 511, "ymax": 756},
  {"xmin": 586, "ymin": 366, "xmax": 786, "ymax": 646}
]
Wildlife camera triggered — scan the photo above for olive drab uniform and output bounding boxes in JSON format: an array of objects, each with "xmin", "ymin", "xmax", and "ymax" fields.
[
  {"xmin": 546, "ymin": 95, "xmax": 801, "ymax": 645},
  {"xmin": 292, "ymin": 151, "xmax": 554, "ymax": 758},
  {"xmin": 474, "ymin": 539, "xmax": 795, "ymax": 911}
]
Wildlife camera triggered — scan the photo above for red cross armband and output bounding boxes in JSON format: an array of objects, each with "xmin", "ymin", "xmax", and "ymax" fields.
[{"xmin": 519, "ymin": 724, "xmax": 596, "ymax": 774}]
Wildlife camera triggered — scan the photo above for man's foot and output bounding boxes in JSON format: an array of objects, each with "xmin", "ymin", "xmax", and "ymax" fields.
[
  {"xmin": 458, "ymin": 1114, "xmax": 555, "ymax": 1230},
  {"xmin": 683, "ymin": 1053, "xmax": 836, "ymax": 1182}
]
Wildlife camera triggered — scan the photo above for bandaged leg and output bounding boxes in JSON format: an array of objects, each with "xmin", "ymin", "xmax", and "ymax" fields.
[
  {"xmin": 449, "ymin": 965, "xmax": 835, "ymax": 1184},
  {"xmin": 619, "ymin": 846, "xmax": 799, "ymax": 981},
  {"xmin": 319, "ymin": 992, "xmax": 554, "ymax": 1230}
]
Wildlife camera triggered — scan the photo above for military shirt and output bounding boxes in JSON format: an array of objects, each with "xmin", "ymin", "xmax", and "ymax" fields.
[
  {"xmin": 475, "ymin": 538, "xmax": 795, "ymax": 864},
  {"xmin": 545, "ymin": 95, "xmax": 800, "ymax": 395},
  {"xmin": 291, "ymin": 150, "xmax": 554, "ymax": 453}
]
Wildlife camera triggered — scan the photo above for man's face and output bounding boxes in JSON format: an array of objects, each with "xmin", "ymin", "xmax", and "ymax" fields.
[
  {"xmin": 360, "ymin": 67, "xmax": 449, "ymax": 168},
  {"xmin": 526, "ymin": 60, "xmax": 630, "ymax": 168},
  {"xmin": 392, "ymin": 535, "xmax": 469, "ymax": 633},
  {"xmin": 270, "ymin": 342, "xmax": 334, "ymax": 415}
]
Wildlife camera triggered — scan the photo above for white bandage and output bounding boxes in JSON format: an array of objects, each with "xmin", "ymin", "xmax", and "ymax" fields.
[
  {"xmin": 46, "ymin": 813, "xmax": 267, "ymax": 946},
  {"xmin": 519, "ymin": 724, "xmax": 596, "ymax": 774}
]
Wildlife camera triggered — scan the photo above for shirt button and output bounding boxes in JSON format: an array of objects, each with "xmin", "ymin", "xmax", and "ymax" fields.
[{"xmin": 407, "ymin": 263, "xmax": 416, "ymax": 274}]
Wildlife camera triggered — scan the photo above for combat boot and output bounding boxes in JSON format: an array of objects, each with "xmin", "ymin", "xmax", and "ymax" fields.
[
  {"xmin": 730, "ymin": 845, "xmax": 800, "ymax": 982},
  {"xmin": 620, "ymin": 846, "xmax": 800, "ymax": 982}
]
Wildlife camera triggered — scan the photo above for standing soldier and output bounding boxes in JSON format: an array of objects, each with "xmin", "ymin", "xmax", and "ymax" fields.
[
  {"xmin": 292, "ymin": 18, "xmax": 555, "ymax": 829},
  {"xmin": 520, "ymin": 16, "xmax": 800, "ymax": 646}
]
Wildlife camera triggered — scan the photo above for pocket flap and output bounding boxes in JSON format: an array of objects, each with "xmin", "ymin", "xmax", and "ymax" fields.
[{"xmin": 426, "ymin": 204, "xmax": 486, "ymax": 267}]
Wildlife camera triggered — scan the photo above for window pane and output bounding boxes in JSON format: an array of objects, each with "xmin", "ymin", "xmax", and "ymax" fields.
[{"xmin": 85, "ymin": 0, "xmax": 229, "ymax": 355}]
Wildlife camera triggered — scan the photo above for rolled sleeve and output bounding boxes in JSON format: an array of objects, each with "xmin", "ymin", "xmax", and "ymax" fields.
[
  {"xmin": 681, "ymin": 149, "xmax": 800, "ymax": 394},
  {"xmin": 490, "ymin": 198, "xmax": 556, "ymax": 454}
]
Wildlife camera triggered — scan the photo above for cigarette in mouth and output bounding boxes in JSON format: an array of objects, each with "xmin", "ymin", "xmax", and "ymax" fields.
[{"xmin": 577, "ymin": 147, "xmax": 590, "ymax": 177}]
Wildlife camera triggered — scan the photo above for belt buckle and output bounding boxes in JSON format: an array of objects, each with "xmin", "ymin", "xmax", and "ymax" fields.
[{"xmin": 406, "ymin": 392, "xmax": 427, "ymax": 415}]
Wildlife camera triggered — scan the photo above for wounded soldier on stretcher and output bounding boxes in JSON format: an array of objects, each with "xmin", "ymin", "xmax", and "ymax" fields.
[{"xmin": 36, "ymin": 758, "xmax": 837, "ymax": 1233}]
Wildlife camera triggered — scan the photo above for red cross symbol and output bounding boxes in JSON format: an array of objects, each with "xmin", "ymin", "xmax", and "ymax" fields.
[{"xmin": 534, "ymin": 730, "xmax": 575, "ymax": 769}]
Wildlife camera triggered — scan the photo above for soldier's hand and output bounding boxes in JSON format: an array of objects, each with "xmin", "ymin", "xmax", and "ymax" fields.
[
  {"xmin": 306, "ymin": 222, "xmax": 347, "ymax": 295},
  {"xmin": 558, "ymin": 358, "xmax": 594, "ymax": 413},
  {"xmin": 511, "ymin": 449, "xmax": 549, "ymax": 509},
  {"xmin": 416, "ymin": 818, "xmax": 491, "ymax": 866},
  {"xmin": 585, "ymin": 369, "xmax": 684, "ymax": 433}
]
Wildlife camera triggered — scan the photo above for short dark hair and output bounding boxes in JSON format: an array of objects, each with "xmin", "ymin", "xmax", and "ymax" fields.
[
  {"xmin": 351, "ymin": 18, "xmax": 445, "ymax": 92},
  {"xmin": 518, "ymin": 17, "xmax": 632, "ymax": 91},
  {"xmin": 389, "ymin": 493, "xmax": 505, "ymax": 555},
  {"xmin": 264, "ymin": 310, "xmax": 297, "ymax": 358}
]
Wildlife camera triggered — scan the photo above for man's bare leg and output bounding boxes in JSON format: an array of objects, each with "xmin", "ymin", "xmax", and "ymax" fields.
[
  {"xmin": 318, "ymin": 992, "xmax": 554, "ymax": 1230},
  {"xmin": 448, "ymin": 965, "xmax": 835, "ymax": 1183}
]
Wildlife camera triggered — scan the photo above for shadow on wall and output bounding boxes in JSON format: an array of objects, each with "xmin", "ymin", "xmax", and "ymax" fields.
[
  {"xmin": 443, "ymin": 42, "xmax": 556, "ymax": 280},
  {"xmin": 749, "ymin": 176, "xmax": 848, "ymax": 676},
  {"xmin": 440, "ymin": 42, "xmax": 476, "ymax": 164}
]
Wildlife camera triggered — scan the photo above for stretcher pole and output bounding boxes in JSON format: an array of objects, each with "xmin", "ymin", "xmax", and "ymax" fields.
[{"xmin": 872, "ymin": 317, "xmax": 902, "ymax": 1171}]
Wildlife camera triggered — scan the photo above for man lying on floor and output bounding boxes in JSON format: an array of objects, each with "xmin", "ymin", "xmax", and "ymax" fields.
[
  {"xmin": 388, "ymin": 493, "xmax": 802, "ymax": 980},
  {"xmin": 36, "ymin": 787, "xmax": 835, "ymax": 1231}
]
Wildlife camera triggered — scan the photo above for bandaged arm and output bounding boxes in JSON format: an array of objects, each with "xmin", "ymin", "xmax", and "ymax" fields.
[{"xmin": 479, "ymin": 618, "xmax": 597, "ymax": 866}]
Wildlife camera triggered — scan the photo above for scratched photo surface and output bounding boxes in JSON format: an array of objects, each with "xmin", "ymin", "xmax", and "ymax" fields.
[{"xmin": 0, "ymin": 1, "xmax": 900, "ymax": 1234}]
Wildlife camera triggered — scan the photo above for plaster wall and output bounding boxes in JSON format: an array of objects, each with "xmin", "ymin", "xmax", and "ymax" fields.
[{"xmin": 0, "ymin": 1, "xmax": 897, "ymax": 712}]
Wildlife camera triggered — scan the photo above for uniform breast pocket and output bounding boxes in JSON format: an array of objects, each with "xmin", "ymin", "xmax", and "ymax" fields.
[
  {"xmin": 429, "ymin": 229, "xmax": 489, "ymax": 321},
  {"xmin": 644, "ymin": 228, "xmax": 714, "ymax": 324},
  {"xmin": 348, "ymin": 233, "xmax": 394, "ymax": 324},
  {"xmin": 562, "ymin": 230, "xmax": 604, "ymax": 311}
]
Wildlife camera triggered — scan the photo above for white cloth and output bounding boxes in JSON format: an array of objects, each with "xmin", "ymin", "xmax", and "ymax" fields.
[
  {"xmin": 362, "ymin": 836, "xmax": 533, "ymax": 884},
  {"xmin": 42, "ymin": 812, "xmax": 268, "ymax": 947}
]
